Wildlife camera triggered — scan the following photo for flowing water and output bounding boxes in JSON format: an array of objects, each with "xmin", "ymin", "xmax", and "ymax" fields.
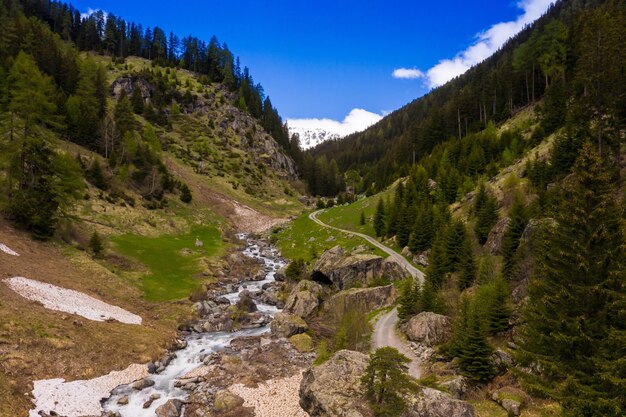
[{"xmin": 103, "ymin": 234, "xmax": 285, "ymax": 416}]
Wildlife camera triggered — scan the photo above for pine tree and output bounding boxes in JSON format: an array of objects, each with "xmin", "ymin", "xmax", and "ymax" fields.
[
  {"xmin": 445, "ymin": 220, "xmax": 466, "ymax": 271},
  {"xmin": 397, "ymin": 279, "xmax": 421, "ymax": 321},
  {"xmin": 420, "ymin": 277, "xmax": 445, "ymax": 314},
  {"xmin": 361, "ymin": 347, "xmax": 416, "ymax": 417},
  {"xmin": 519, "ymin": 143, "xmax": 626, "ymax": 415},
  {"xmin": 458, "ymin": 308, "xmax": 494, "ymax": 384},
  {"xmin": 130, "ymin": 87, "xmax": 144, "ymax": 114},
  {"xmin": 485, "ymin": 276, "xmax": 511, "ymax": 334},
  {"xmin": 474, "ymin": 183, "xmax": 499, "ymax": 245},
  {"xmin": 89, "ymin": 231, "xmax": 104, "ymax": 258},
  {"xmin": 374, "ymin": 198, "xmax": 386, "ymax": 237},
  {"xmin": 426, "ymin": 233, "xmax": 448, "ymax": 289},
  {"xmin": 501, "ymin": 195, "xmax": 528, "ymax": 278},
  {"xmin": 179, "ymin": 183, "xmax": 192, "ymax": 203},
  {"xmin": 458, "ymin": 236, "xmax": 476, "ymax": 290},
  {"xmin": 445, "ymin": 295, "xmax": 471, "ymax": 357},
  {"xmin": 359, "ymin": 210, "xmax": 366, "ymax": 226},
  {"xmin": 409, "ymin": 204, "xmax": 434, "ymax": 253},
  {"xmin": 114, "ymin": 90, "xmax": 135, "ymax": 137}
]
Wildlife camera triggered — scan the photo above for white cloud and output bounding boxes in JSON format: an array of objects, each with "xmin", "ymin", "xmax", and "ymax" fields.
[
  {"xmin": 392, "ymin": 68, "xmax": 425, "ymax": 79},
  {"xmin": 400, "ymin": 0, "xmax": 554, "ymax": 88},
  {"xmin": 287, "ymin": 109, "xmax": 383, "ymax": 147},
  {"xmin": 80, "ymin": 8, "xmax": 107, "ymax": 20}
]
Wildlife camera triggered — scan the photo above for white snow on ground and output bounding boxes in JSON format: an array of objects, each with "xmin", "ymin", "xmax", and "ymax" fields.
[
  {"xmin": 0, "ymin": 243, "xmax": 19, "ymax": 256},
  {"xmin": 230, "ymin": 372, "xmax": 308, "ymax": 417},
  {"xmin": 3, "ymin": 277, "xmax": 142, "ymax": 324},
  {"xmin": 30, "ymin": 364, "xmax": 148, "ymax": 417}
]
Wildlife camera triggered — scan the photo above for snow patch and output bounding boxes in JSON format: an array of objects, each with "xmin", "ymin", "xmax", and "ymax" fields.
[
  {"xmin": 0, "ymin": 243, "xmax": 19, "ymax": 256},
  {"xmin": 30, "ymin": 364, "xmax": 148, "ymax": 417},
  {"xmin": 3, "ymin": 277, "xmax": 142, "ymax": 324}
]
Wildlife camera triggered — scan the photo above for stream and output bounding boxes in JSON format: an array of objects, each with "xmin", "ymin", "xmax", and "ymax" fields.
[{"xmin": 103, "ymin": 234, "xmax": 286, "ymax": 417}]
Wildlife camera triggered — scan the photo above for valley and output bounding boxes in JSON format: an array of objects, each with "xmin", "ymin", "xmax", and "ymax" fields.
[{"xmin": 0, "ymin": 0, "xmax": 624, "ymax": 416}]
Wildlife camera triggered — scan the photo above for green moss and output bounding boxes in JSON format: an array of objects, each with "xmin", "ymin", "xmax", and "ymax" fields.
[
  {"xmin": 289, "ymin": 333, "xmax": 314, "ymax": 352},
  {"xmin": 111, "ymin": 226, "xmax": 225, "ymax": 301}
]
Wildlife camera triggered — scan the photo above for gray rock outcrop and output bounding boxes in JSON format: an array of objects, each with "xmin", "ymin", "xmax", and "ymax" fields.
[
  {"xmin": 406, "ymin": 387, "xmax": 475, "ymax": 417},
  {"xmin": 313, "ymin": 246, "xmax": 409, "ymax": 289},
  {"xmin": 270, "ymin": 312, "xmax": 308, "ymax": 338},
  {"xmin": 299, "ymin": 350, "xmax": 373, "ymax": 417},
  {"xmin": 484, "ymin": 217, "xmax": 511, "ymax": 255},
  {"xmin": 401, "ymin": 312, "xmax": 452, "ymax": 347},
  {"xmin": 284, "ymin": 280, "xmax": 324, "ymax": 318},
  {"xmin": 322, "ymin": 285, "xmax": 397, "ymax": 314},
  {"xmin": 155, "ymin": 399, "xmax": 183, "ymax": 417}
]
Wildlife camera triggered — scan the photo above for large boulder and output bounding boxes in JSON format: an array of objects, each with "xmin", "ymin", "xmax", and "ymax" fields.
[
  {"xmin": 284, "ymin": 280, "xmax": 324, "ymax": 318},
  {"xmin": 155, "ymin": 399, "xmax": 183, "ymax": 417},
  {"xmin": 405, "ymin": 387, "xmax": 475, "ymax": 417},
  {"xmin": 299, "ymin": 350, "xmax": 373, "ymax": 417},
  {"xmin": 401, "ymin": 312, "xmax": 452, "ymax": 347},
  {"xmin": 236, "ymin": 290, "xmax": 257, "ymax": 312},
  {"xmin": 484, "ymin": 217, "xmax": 511, "ymax": 255},
  {"xmin": 313, "ymin": 246, "xmax": 409, "ymax": 289},
  {"xmin": 270, "ymin": 312, "xmax": 308, "ymax": 338},
  {"xmin": 213, "ymin": 389, "xmax": 245, "ymax": 413},
  {"xmin": 322, "ymin": 285, "xmax": 397, "ymax": 314}
]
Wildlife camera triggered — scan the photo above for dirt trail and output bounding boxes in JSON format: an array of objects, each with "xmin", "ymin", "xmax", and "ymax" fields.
[
  {"xmin": 309, "ymin": 210, "xmax": 424, "ymax": 378},
  {"xmin": 309, "ymin": 210, "xmax": 424, "ymax": 281}
]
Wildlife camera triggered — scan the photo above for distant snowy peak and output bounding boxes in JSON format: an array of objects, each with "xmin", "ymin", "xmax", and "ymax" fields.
[
  {"xmin": 288, "ymin": 126, "xmax": 342, "ymax": 149},
  {"xmin": 287, "ymin": 108, "xmax": 384, "ymax": 150}
]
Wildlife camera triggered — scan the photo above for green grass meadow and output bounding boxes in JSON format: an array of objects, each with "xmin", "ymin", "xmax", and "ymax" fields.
[
  {"xmin": 274, "ymin": 211, "xmax": 385, "ymax": 263},
  {"xmin": 111, "ymin": 226, "xmax": 225, "ymax": 301}
]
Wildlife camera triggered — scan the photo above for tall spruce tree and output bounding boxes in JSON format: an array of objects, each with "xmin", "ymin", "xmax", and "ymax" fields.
[
  {"xmin": 474, "ymin": 183, "xmax": 499, "ymax": 245},
  {"xmin": 501, "ymin": 194, "xmax": 528, "ymax": 278},
  {"xmin": 458, "ymin": 307, "xmax": 494, "ymax": 384},
  {"xmin": 374, "ymin": 198, "xmax": 386, "ymax": 237},
  {"xmin": 398, "ymin": 279, "xmax": 421, "ymax": 321},
  {"xmin": 518, "ymin": 142, "xmax": 626, "ymax": 416}
]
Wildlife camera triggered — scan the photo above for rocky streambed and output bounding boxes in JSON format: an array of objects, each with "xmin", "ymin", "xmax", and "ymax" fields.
[{"xmin": 101, "ymin": 234, "xmax": 305, "ymax": 417}]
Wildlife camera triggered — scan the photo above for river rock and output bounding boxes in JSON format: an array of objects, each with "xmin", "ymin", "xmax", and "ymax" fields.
[
  {"xmin": 284, "ymin": 280, "xmax": 324, "ymax": 318},
  {"xmin": 406, "ymin": 387, "xmax": 475, "ymax": 417},
  {"xmin": 236, "ymin": 290, "xmax": 258, "ymax": 312},
  {"xmin": 132, "ymin": 378, "xmax": 155, "ymax": 390},
  {"xmin": 275, "ymin": 266, "xmax": 287, "ymax": 281},
  {"xmin": 322, "ymin": 285, "xmax": 397, "ymax": 314},
  {"xmin": 155, "ymin": 399, "xmax": 183, "ymax": 417},
  {"xmin": 313, "ymin": 246, "xmax": 408, "ymax": 289},
  {"xmin": 270, "ymin": 312, "xmax": 308, "ymax": 338},
  {"xmin": 299, "ymin": 350, "xmax": 373, "ymax": 417},
  {"xmin": 401, "ymin": 312, "xmax": 452, "ymax": 346},
  {"xmin": 484, "ymin": 217, "xmax": 510, "ymax": 254},
  {"xmin": 214, "ymin": 389, "xmax": 245, "ymax": 412}
]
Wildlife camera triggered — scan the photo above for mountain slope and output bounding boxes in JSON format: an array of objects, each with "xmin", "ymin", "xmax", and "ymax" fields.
[{"xmin": 309, "ymin": 0, "xmax": 625, "ymax": 192}]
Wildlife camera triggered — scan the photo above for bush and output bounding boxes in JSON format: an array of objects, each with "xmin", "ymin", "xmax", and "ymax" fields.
[
  {"xmin": 89, "ymin": 231, "xmax": 104, "ymax": 258},
  {"xmin": 285, "ymin": 258, "xmax": 306, "ymax": 280},
  {"xmin": 179, "ymin": 183, "xmax": 192, "ymax": 203}
]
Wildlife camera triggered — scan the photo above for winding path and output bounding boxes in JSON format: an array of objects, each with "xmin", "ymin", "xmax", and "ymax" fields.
[
  {"xmin": 309, "ymin": 210, "xmax": 424, "ymax": 281},
  {"xmin": 309, "ymin": 210, "xmax": 424, "ymax": 378}
]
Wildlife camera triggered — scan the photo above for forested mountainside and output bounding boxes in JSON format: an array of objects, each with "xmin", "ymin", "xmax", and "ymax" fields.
[
  {"xmin": 308, "ymin": 0, "xmax": 625, "ymax": 195},
  {"xmin": 0, "ymin": 0, "xmax": 304, "ymax": 239}
]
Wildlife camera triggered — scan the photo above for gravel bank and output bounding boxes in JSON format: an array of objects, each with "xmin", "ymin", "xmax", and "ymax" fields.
[{"xmin": 230, "ymin": 372, "xmax": 308, "ymax": 417}]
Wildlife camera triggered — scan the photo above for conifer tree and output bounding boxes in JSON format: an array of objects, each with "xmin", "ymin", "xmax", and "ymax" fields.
[
  {"xmin": 89, "ymin": 231, "xmax": 104, "ymax": 258},
  {"xmin": 445, "ymin": 220, "xmax": 466, "ymax": 271},
  {"xmin": 114, "ymin": 90, "xmax": 135, "ymax": 137},
  {"xmin": 409, "ymin": 204, "xmax": 434, "ymax": 253},
  {"xmin": 179, "ymin": 183, "xmax": 192, "ymax": 203},
  {"xmin": 501, "ymin": 194, "xmax": 528, "ymax": 278},
  {"xmin": 474, "ymin": 183, "xmax": 499, "ymax": 245},
  {"xmin": 485, "ymin": 276, "xmax": 511, "ymax": 334},
  {"xmin": 374, "ymin": 198, "xmax": 386, "ymax": 237},
  {"xmin": 361, "ymin": 347, "xmax": 415, "ymax": 417},
  {"xmin": 397, "ymin": 279, "xmax": 421, "ymax": 321},
  {"xmin": 519, "ymin": 143, "xmax": 626, "ymax": 415},
  {"xmin": 445, "ymin": 295, "xmax": 471, "ymax": 358},
  {"xmin": 420, "ymin": 277, "xmax": 445, "ymax": 314},
  {"xmin": 426, "ymin": 232, "xmax": 448, "ymax": 289},
  {"xmin": 130, "ymin": 87, "xmax": 144, "ymax": 114},
  {"xmin": 458, "ymin": 308, "xmax": 494, "ymax": 384},
  {"xmin": 458, "ymin": 236, "xmax": 476, "ymax": 290},
  {"xmin": 359, "ymin": 210, "xmax": 366, "ymax": 226}
]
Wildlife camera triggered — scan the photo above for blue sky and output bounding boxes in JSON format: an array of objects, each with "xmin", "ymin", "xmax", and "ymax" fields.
[{"xmin": 77, "ymin": 0, "xmax": 553, "ymax": 134}]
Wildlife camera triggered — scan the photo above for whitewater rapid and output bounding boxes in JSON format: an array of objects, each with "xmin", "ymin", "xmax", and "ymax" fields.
[{"xmin": 103, "ymin": 234, "xmax": 285, "ymax": 416}]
